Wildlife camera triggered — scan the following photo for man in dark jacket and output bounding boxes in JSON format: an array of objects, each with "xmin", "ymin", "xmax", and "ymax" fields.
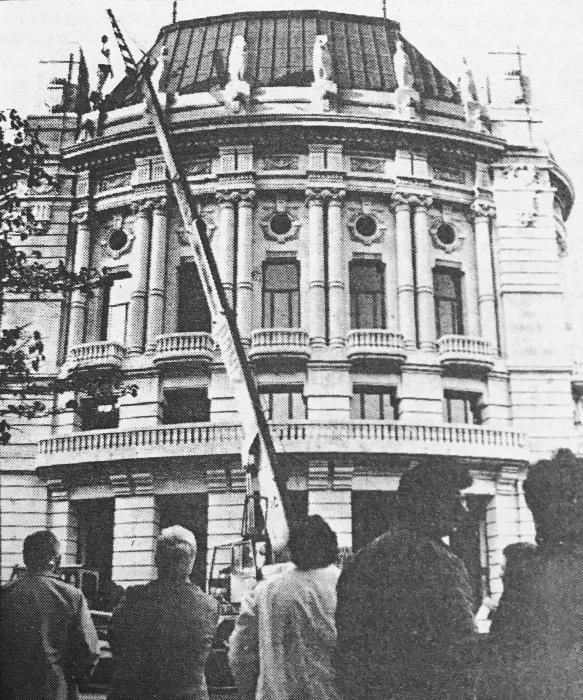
[
  {"xmin": 484, "ymin": 448, "xmax": 583, "ymax": 699},
  {"xmin": 109, "ymin": 525, "xmax": 218, "ymax": 700},
  {"xmin": 1, "ymin": 530, "xmax": 100, "ymax": 700},
  {"xmin": 335, "ymin": 458, "xmax": 477, "ymax": 699}
]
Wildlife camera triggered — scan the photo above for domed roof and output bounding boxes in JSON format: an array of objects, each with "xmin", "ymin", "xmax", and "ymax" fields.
[{"xmin": 108, "ymin": 9, "xmax": 459, "ymax": 108}]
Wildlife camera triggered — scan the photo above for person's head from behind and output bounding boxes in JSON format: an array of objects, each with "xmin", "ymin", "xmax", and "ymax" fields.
[
  {"xmin": 23, "ymin": 530, "xmax": 61, "ymax": 573},
  {"xmin": 501, "ymin": 542, "xmax": 537, "ymax": 587},
  {"xmin": 397, "ymin": 457, "xmax": 473, "ymax": 540},
  {"xmin": 523, "ymin": 448, "xmax": 583, "ymax": 546},
  {"xmin": 288, "ymin": 515, "xmax": 338, "ymax": 570},
  {"xmin": 155, "ymin": 525, "xmax": 197, "ymax": 581}
]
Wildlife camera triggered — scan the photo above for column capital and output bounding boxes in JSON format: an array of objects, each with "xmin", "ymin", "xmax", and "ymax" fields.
[
  {"xmin": 238, "ymin": 190, "xmax": 256, "ymax": 205},
  {"xmin": 131, "ymin": 198, "xmax": 155, "ymax": 216},
  {"xmin": 305, "ymin": 187, "xmax": 345, "ymax": 204},
  {"xmin": 391, "ymin": 191, "xmax": 432, "ymax": 210},
  {"xmin": 151, "ymin": 196, "xmax": 168, "ymax": 215},
  {"xmin": 215, "ymin": 190, "xmax": 240, "ymax": 205},
  {"xmin": 71, "ymin": 209, "xmax": 90, "ymax": 225},
  {"xmin": 471, "ymin": 199, "xmax": 496, "ymax": 219}
]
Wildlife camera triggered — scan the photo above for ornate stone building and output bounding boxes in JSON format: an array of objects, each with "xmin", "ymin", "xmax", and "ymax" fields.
[{"xmin": 2, "ymin": 10, "xmax": 581, "ymax": 607}]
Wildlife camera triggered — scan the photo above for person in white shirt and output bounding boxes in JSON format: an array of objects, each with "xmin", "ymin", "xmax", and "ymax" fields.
[{"xmin": 228, "ymin": 515, "xmax": 341, "ymax": 700}]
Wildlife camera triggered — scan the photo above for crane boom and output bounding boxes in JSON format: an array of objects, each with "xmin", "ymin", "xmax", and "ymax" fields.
[{"xmin": 106, "ymin": 10, "xmax": 290, "ymax": 553}]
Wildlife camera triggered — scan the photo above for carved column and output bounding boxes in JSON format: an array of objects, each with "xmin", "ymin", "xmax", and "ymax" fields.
[
  {"xmin": 127, "ymin": 201, "xmax": 152, "ymax": 355},
  {"xmin": 217, "ymin": 193, "xmax": 237, "ymax": 307},
  {"xmin": 472, "ymin": 200, "xmax": 498, "ymax": 349},
  {"xmin": 236, "ymin": 191, "xmax": 255, "ymax": 346},
  {"xmin": 327, "ymin": 189, "xmax": 346, "ymax": 347},
  {"xmin": 413, "ymin": 195, "xmax": 435, "ymax": 351},
  {"xmin": 146, "ymin": 198, "xmax": 168, "ymax": 352},
  {"xmin": 68, "ymin": 211, "xmax": 91, "ymax": 349},
  {"xmin": 306, "ymin": 189, "xmax": 327, "ymax": 347},
  {"xmin": 392, "ymin": 193, "xmax": 416, "ymax": 348}
]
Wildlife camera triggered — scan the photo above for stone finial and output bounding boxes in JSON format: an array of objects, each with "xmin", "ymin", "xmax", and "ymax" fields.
[
  {"xmin": 224, "ymin": 36, "xmax": 250, "ymax": 112},
  {"xmin": 311, "ymin": 35, "xmax": 337, "ymax": 112}
]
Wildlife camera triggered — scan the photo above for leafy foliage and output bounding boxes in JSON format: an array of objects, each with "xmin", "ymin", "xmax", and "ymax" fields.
[{"xmin": 1, "ymin": 109, "xmax": 117, "ymax": 442}]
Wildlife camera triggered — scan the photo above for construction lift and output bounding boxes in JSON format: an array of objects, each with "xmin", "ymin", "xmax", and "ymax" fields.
[{"xmin": 105, "ymin": 10, "xmax": 292, "ymax": 614}]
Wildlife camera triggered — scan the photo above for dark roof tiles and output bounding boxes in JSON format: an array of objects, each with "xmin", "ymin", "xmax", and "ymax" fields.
[{"xmin": 108, "ymin": 10, "xmax": 459, "ymax": 108}]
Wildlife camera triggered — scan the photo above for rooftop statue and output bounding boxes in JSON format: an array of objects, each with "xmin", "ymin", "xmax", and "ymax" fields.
[
  {"xmin": 228, "ymin": 35, "xmax": 247, "ymax": 85},
  {"xmin": 393, "ymin": 37, "xmax": 415, "ymax": 90},
  {"xmin": 313, "ymin": 35, "xmax": 332, "ymax": 83}
]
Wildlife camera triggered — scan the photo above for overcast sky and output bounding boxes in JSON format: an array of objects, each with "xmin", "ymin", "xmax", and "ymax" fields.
[{"xmin": 1, "ymin": 0, "xmax": 582, "ymax": 253}]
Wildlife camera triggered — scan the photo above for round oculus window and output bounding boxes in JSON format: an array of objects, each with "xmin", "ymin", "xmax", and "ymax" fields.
[
  {"xmin": 436, "ymin": 223, "xmax": 456, "ymax": 246},
  {"xmin": 108, "ymin": 228, "xmax": 128, "ymax": 251},
  {"xmin": 270, "ymin": 212, "xmax": 293, "ymax": 236},
  {"xmin": 355, "ymin": 214, "xmax": 377, "ymax": 238}
]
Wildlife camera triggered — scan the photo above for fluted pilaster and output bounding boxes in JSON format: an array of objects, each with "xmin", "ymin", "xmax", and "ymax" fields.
[
  {"xmin": 127, "ymin": 200, "xmax": 152, "ymax": 355},
  {"xmin": 68, "ymin": 211, "xmax": 91, "ymax": 348},
  {"xmin": 471, "ymin": 200, "xmax": 498, "ymax": 349},
  {"xmin": 391, "ymin": 193, "xmax": 416, "ymax": 349},
  {"xmin": 236, "ymin": 191, "xmax": 255, "ymax": 346},
  {"xmin": 412, "ymin": 195, "xmax": 435, "ymax": 351},
  {"xmin": 216, "ymin": 192, "xmax": 237, "ymax": 307},
  {"xmin": 305, "ymin": 189, "xmax": 327, "ymax": 347},
  {"xmin": 327, "ymin": 189, "xmax": 347, "ymax": 347},
  {"xmin": 146, "ymin": 198, "xmax": 168, "ymax": 352}
]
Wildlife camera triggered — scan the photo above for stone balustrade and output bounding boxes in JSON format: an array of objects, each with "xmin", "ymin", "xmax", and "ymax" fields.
[
  {"xmin": 66, "ymin": 341, "xmax": 126, "ymax": 371},
  {"xmin": 249, "ymin": 328, "xmax": 310, "ymax": 360},
  {"xmin": 152, "ymin": 332, "xmax": 215, "ymax": 365},
  {"xmin": 346, "ymin": 329, "xmax": 407, "ymax": 362},
  {"xmin": 37, "ymin": 420, "xmax": 527, "ymax": 468},
  {"xmin": 437, "ymin": 334, "xmax": 495, "ymax": 372}
]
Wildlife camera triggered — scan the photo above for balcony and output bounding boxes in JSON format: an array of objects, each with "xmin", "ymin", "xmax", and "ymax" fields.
[
  {"xmin": 153, "ymin": 332, "xmax": 215, "ymax": 366},
  {"xmin": 347, "ymin": 329, "xmax": 406, "ymax": 363},
  {"xmin": 249, "ymin": 328, "xmax": 310, "ymax": 360},
  {"xmin": 65, "ymin": 341, "xmax": 126, "ymax": 372},
  {"xmin": 37, "ymin": 420, "xmax": 527, "ymax": 468},
  {"xmin": 437, "ymin": 335, "xmax": 495, "ymax": 373}
]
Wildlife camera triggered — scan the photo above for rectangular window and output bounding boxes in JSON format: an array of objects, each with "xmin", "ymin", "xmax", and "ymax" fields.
[
  {"xmin": 100, "ymin": 273, "xmax": 131, "ymax": 343},
  {"xmin": 259, "ymin": 387, "xmax": 307, "ymax": 420},
  {"xmin": 177, "ymin": 261, "xmax": 212, "ymax": 333},
  {"xmin": 443, "ymin": 391, "xmax": 482, "ymax": 425},
  {"xmin": 262, "ymin": 260, "xmax": 300, "ymax": 328},
  {"xmin": 79, "ymin": 400, "xmax": 119, "ymax": 431},
  {"xmin": 162, "ymin": 389, "xmax": 210, "ymax": 424},
  {"xmin": 351, "ymin": 386, "xmax": 398, "ymax": 420},
  {"xmin": 434, "ymin": 267, "xmax": 464, "ymax": 337},
  {"xmin": 349, "ymin": 260, "xmax": 386, "ymax": 329}
]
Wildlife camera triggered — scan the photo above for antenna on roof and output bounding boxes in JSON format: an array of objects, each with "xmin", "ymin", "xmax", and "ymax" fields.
[
  {"xmin": 172, "ymin": 0, "xmax": 178, "ymax": 23},
  {"xmin": 382, "ymin": 0, "xmax": 387, "ymax": 23}
]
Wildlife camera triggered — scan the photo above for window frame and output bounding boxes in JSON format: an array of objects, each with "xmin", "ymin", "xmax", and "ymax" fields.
[
  {"xmin": 433, "ymin": 266, "xmax": 464, "ymax": 337},
  {"xmin": 176, "ymin": 260, "xmax": 212, "ymax": 333},
  {"xmin": 262, "ymin": 258, "xmax": 301, "ymax": 328},
  {"xmin": 349, "ymin": 259, "xmax": 386, "ymax": 329},
  {"xmin": 443, "ymin": 390, "xmax": 482, "ymax": 425},
  {"xmin": 162, "ymin": 388, "xmax": 211, "ymax": 425},
  {"xmin": 259, "ymin": 386, "xmax": 307, "ymax": 421},
  {"xmin": 351, "ymin": 385, "xmax": 399, "ymax": 420}
]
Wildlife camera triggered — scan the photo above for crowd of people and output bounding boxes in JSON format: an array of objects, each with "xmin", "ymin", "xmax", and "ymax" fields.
[{"xmin": 2, "ymin": 448, "xmax": 582, "ymax": 699}]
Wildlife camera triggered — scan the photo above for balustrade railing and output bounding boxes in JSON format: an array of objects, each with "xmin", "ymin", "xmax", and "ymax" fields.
[
  {"xmin": 250, "ymin": 328, "xmax": 310, "ymax": 357},
  {"xmin": 346, "ymin": 329, "xmax": 406, "ymax": 360},
  {"xmin": 437, "ymin": 335, "xmax": 493, "ymax": 357},
  {"xmin": 153, "ymin": 332, "xmax": 214, "ymax": 362},
  {"xmin": 67, "ymin": 341, "xmax": 126, "ymax": 368},
  {"xmin": 38, "ymin": 419, "xmax": 526, "ymax": 464}
]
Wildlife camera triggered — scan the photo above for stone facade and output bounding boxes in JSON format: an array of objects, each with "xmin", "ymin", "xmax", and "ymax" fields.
[{"xmin": 1, "ymin": 11, "xmax": 580, "ymax": 607}]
